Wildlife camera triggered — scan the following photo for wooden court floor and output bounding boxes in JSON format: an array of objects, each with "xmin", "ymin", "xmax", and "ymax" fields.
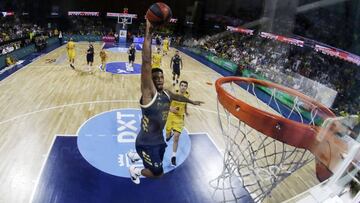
[{"xmin": 0, "ymin": 42, "xmax": 319, "ymax": 202}]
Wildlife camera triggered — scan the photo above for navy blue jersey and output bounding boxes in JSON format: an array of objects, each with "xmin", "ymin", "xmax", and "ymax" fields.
[
  {"xmin": 136, "ymin": 91, "xmax": 171, "ymax": 146},
  {"xmin": 172, "ymin": 55, "xmax": 181, "ymax": 67},
  {"xmin": 129, "ymin": 47, "xmax": 135, "ymax": 57}
]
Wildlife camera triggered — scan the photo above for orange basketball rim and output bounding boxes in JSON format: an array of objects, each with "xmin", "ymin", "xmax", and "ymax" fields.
[{"xmin": 215, "ymin": 76, "xmax": 348, "ymax": 181}]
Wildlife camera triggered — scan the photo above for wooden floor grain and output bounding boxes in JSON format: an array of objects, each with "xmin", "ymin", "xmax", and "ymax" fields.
[{"xmin": 0, "ymin": 42, "xmax": 318, "ymax": 203}]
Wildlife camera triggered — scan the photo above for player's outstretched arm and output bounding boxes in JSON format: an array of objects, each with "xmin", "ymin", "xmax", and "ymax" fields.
[
  {"xmin": 141, "ymin": 20, "xmax": 156, "ymax": 104},
  {"xmin": 165, "ymin": 89, "xmax": 204, "ymax": 105}
]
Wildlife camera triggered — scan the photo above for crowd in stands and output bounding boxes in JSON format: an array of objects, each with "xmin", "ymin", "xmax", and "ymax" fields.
[
  {"xmin": 186, "ymin": 32, "xmax": 360, "ymax": 115},
  {"xmin": 66, "ymin": 17, "xmax": 108, "ymax": 36},
  {"xmin": 0, "ymin": 16, "xmax": 46, "ymax": 56}
]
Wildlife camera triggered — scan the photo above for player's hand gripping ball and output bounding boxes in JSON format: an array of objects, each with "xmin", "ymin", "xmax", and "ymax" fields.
[{"xmin": 146, "ymin": 2, "xmax": 172, "ymax": 26}]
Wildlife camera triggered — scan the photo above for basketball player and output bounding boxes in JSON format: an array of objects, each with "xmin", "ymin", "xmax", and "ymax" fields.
[
  {"xmin": 66, "ymin": 38, "xmax": 75, "ymax": 69},
  {"xmin": 162, "ymin": 37, "xmax": 169, "ymax": 56},
  {"xmin": 99, "ymin": 48, "xmax": 107, "ymax": 71},
  {"xmin": 170, "ymin": 50, "xmax": 183, "ymax": 86},
  {"xmin": 127, "ymin": 43, "xmax": 136, "ymax": 72},
  {"xmin": 165, "ymin": 80, "xmax": 190, "ymax": 166},
  {"xmin": 86, "ymin": 43, "xmax": 94, "ymax": 71},
  {"xmin": 151, "ymin": 47, "xmax": 162, "ymax": 69},
  {"xmin": 155, "ymin": 34, "xmax": 161, "ymax": 48},
  {"xmin": 127, "ymin": 19, "xmax": 203, "ymax": 184}
]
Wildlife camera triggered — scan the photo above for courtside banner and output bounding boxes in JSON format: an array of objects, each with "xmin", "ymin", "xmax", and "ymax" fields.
[
  {"xmin": 170, "ymin": 18, "xmax": 178, "ymax": 23},
  {"xmin": 1, "ymin": 12, "xmax": 14, "ymax": 17},
  {"xmin": 315, "ymin": 45, "xmax": 360, "ymax": 65},
  {"xmin": 68, "ymin": 11, "xmax": 99, "ymax": 16},
  {"xmin": 102, "ymin": 36, "xmax": 115, "ymax": 43},
  {"xmin": 226, "ymin": 26, "xmax": 254, "ymax": 35},
  {"xmin": 260, "ymin": 32, "xmax": 304, "ymax": 47},
  {"xmin": 133, "ymin": 37, "xmax": 144, "ymax": 43}
]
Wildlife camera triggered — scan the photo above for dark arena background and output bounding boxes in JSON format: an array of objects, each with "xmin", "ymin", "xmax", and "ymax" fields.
[{"xmin": 0, "ymin": 0, "xmax": 360, "ymax": 203}]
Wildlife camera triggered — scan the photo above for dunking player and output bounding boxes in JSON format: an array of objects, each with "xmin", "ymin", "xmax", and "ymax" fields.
[
  {"xmin": 170, "ymin": 50, "xmax": 183, "ymax": 86},
  {"xmin": 151, "ymin": 47, "xmax": 162, "ymax": 69},
  {"xmin": 127, "ymin": 43, "xmax": 136, "ymax": 72},
  {"xmin": 162, "ymin": 37, "xmax": 169, "ymax": 56},
  {"xmin": 165, "ymin": 80, "xmax": 190, "ymax": 166},
  {"xmin": 127, "ymin": 19, "xmax": 203, "ymax": 184},
  {"xmin": 66, "ymin": 38, "xmax": 76, "ymax": 69}
]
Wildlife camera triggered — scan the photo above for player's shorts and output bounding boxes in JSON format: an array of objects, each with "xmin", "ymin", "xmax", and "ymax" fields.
[
  {"xmin": 163, "ymin": 46, "xmax": 168, "ymax": 52},
  {"xmin": 87, "ymin": 54, "xmax": 94, "ymax": 62},
  {"xmin": 166, "ymin": 115, "xmax": 184, "ymax": 134},
  {"xmin": 129, "ymin": 55, "xmax": 135, "ymax": 62},
  {"xmin": 68, "ymin": 50, "xmax": 75, "ymax": 60},
  {"xmin": 152, "ymin": 65, "xmax": 161, "ymax": 69},
  {"xmin": 136, "ymin": 143, "xmax": 167, "ymax": 176},
  {"xmin": 172, "ymin": 66, "xmax": 180, "ymax": 76}
]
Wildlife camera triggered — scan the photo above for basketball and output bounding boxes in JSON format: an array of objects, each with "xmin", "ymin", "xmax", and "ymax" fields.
[{"xmin": 146, "ymin": 2, "xmax": 172, "ymax": 26}]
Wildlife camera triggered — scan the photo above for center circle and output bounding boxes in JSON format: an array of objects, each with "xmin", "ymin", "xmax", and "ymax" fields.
[{"xmin": 77, "ymin": 108, "xmax": 192, "ymax": 177}]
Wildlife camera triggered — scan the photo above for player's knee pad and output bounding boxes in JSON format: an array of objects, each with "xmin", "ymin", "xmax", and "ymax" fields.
[{"xmin": 151, "ymin": 167, "xmax": 164, "ymax": 177}]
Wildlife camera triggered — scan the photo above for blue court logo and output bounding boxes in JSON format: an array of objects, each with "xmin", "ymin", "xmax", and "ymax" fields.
[
  {"xmin": 77, "ymin": 108, "xmax": 191, "ymax": 178},
  {"xmin": 104, "ymin": 62, "xmax": 141, "ymax": 75}
]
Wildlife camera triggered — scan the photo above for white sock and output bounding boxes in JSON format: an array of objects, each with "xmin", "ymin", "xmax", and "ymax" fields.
[
  {"xmin": 172, "ymin": 152, "xmax": 176, "ymax": 157},
  {"xmin": 134, "ymin": 167, "xmax": 143, "ymax": 176}
]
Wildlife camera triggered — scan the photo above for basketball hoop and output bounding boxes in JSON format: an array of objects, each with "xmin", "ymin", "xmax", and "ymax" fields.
[
  {"xmin": 210, "ymin": 77, "xmax": 354, "ymax": 202},
  {"xmin": 117, "ymin": 13, "xmax": 137, "ymax": 29}
]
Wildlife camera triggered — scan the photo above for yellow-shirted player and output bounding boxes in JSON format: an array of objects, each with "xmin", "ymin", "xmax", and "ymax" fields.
[
  {"xmin": 151, "ymin": 48, "xmax": 162, "ymax": 69},
  {"xmin": 66, "ymin": 38, "xmax": 76, "ymax": 69},
  {"xmin": 165, "ymin": 80, "xmax": 190, "ymax": 166},
  {"xmin": 99, "ymin": 48, "xmax": 107, "ymax": 71},
  {"xmin": 162, "ymin": 37, "xmax": 169, "ymax": 56}
]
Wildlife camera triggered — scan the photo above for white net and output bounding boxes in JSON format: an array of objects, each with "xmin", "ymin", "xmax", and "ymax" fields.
[{"xmin": 211, "ymin": 80, "xmax": 322, "ymax": 202}]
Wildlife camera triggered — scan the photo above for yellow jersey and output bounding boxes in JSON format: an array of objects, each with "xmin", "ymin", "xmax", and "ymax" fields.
[
  {"xmin": 163, "ymin": 39, "xmax": 169, "ymax": 48},
  {"xmin": 169, "ymin": 90, "xmax": 189, "ymax": 118},
  {"xmin": 152, "ymin": 53, "xmax": 162, "ymax": 68},
  {"xmin": 100, "ymin": 50, "xmax": 107, "ymax": 60},
  {"xmin": 67, "ymin": 41, "xmax": 75, "ymax": 50}
]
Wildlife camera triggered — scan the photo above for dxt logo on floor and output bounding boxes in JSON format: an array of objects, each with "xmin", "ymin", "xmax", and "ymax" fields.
[{"xmin": 77, "ymin": 108, "xmax": 191, "ymax": 178}]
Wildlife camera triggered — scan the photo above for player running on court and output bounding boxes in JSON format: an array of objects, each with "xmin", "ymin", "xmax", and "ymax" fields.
[
  {"xmin": 66, "ymin": 38, "xmax": 76, "ymax": 69},
  {"xmin": 127, "ymin": 43, "xmax": 136, "ymax": 72},
  {"xmin": 170, "ymin": 50, "xmax": 183, "ymax": 86},
  {"xmin": 99, "ymin": 48, "xmax": 107, "ymax": 72},
  {"xmin": 165, "ymin": 80, "xmax": 190, "ymax": 166},
  {"xmin": 151, "ymin": 47, "xmax": 162, "ymax": 69},
  {"xmin": 162, "ymin": 37, "xmax": 169, "ymax": 56}
]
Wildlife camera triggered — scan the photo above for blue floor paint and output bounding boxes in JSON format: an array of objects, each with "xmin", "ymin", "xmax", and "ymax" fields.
[
  {"xmin": 238, "ymin": 83, "xmax": 310, "ymax": 123},
  {"xmin": 0, "ymin": 43, "xmax": 61, "ymax": 81},
  {"xmin": 32, "ymin": 134, "xmax": 251, "ymax": 203},
  {"xmin": 105, "ymin": 62, "xmax": 141, "ymax": 75},
  {"xmin": 104, "ymin": 43, "xmax": 143, "ymax": 52},
  {"xmin": 77, "ymin": 109, "xmax": 191, "ymax": 177}
]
